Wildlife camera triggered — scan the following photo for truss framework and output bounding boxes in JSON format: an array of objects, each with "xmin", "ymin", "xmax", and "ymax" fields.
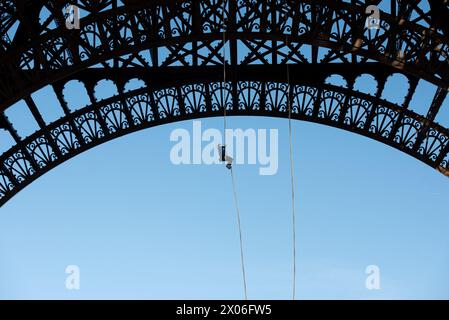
[{"xmin": 1, "ymin": 0, "xmax": 449, "ymax": 206}]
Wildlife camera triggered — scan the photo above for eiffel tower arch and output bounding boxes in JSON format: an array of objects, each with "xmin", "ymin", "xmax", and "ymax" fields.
[{"xmin": 1, "ymin": 0, "xmax": 449, "ymax": 206}]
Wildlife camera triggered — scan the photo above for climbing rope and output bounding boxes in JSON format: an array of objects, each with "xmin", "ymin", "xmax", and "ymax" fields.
[
  {"xmin": 284, "ymin": 6, "xmax": 298, "ymax": 300},
  {"xmin": 221, "ymin": 0, "xmax": 248, "ymax": 300},
  {"xmin": 230, "ymin": 167, "xmax": 248, "ymax": 300}
]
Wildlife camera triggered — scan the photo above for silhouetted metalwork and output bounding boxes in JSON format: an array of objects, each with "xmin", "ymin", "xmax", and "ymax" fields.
[{"xmin": 1, "ymin": 0, "xmax": 449, "ymax": 206}]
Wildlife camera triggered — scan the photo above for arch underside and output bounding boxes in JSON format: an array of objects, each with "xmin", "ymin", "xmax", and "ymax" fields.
[
  {"xmin": 0, "ymin": 64, "xmax": 448, "ymax": 206},
  {"xmin": 1, "ymin": 0, "xmax": 449, "ymax": 206}
]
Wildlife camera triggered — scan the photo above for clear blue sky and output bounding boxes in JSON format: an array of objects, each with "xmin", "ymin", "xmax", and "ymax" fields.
[{"xmin": 1, "ymin": 113, "xmax": 449, "ymax": 299}]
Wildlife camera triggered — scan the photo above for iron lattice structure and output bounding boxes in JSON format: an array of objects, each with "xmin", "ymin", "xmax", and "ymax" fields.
[{"xmin": 0, "ymin": 0, "xmax": 449, "ymax": 206}]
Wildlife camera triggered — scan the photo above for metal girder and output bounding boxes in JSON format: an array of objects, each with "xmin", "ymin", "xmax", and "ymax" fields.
[
  {"xmin": 0, "ymin": 64, "xmax": 448, "ymax": 206},
  {"xmin": 1, "ymin": 1, "xmax": 449, "ymax": 110},
  {"xmin": 0, "ymin": 1, "xmax": 449, "ymax": 206}
]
